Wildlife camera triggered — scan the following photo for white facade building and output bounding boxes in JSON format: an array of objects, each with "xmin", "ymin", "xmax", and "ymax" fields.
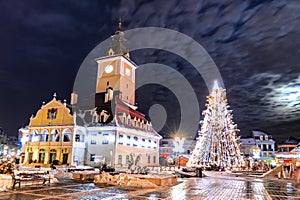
[{"xmin": 239, "ymin": 131, "xmax": 276, "ymax": 160}]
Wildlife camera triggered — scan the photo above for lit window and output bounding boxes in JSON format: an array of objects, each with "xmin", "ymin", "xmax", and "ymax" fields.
[
  {"xmin": 90, "ymin": 154, "xmax": 95, "ymax": 161},
  {"xmin": 142, "ymin": 138, "xmax": 145, "ymax": 147},
  {"xmin": 102, "ymin": 140, "xmax": 108, "ymax": 144},
  {"xmin": 119, "ymin": 135, "xmax": 124, "ymax": 144},
  {"xmin": 47, "ymin": 108, "xmax": 57, "ymax": 120}
]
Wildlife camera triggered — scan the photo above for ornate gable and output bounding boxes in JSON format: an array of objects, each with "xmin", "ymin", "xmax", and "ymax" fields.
[{"xmin": 29, "ymin": 94, "xmax": 74, "ymax": 127}]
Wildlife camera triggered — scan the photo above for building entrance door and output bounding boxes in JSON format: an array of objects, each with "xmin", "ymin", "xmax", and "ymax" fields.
[
  {"xmin": 62, "ymin": 153, "xmax": 68, "ymax": 164},
  {"xmin": 28, "ymin": 153, "xmax": 33, "ymax": 164},
  {"xmin": 49, "ymin": 149, "xmax": 56, "ymax": 164},
  {"xmin": 39, "ymin": 149, "xmax": 45, "ymax": 163}
]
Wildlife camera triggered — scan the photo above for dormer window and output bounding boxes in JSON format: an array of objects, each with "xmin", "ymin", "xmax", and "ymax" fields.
[
  {"xmin": 265, "ymin": 135, "xmax": 268, "ymax": 140},
  {"xmin": 260, "ymin": 135, "xmax": 263, "ymax": 141},
  {"xmin": 47, "ymin": 108, "xmax": 57, "ymax": 120}
]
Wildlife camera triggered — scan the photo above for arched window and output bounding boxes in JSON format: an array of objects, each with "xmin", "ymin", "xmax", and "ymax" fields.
[
  {"xmin": 75, "ymin": 130, "xmax": 84, "ymax": 142},
  {"xmin": 40, "ymin": 130, "xmax": 48, "ymax": 142},
  {"xmin": 50, "ymin": 129, "xmax": 60, "ymax": 142},
  {"xmin": 62, "ymin": 128, "xmax": 72, "ymax": 142},
  {"xmin": 39, "ymin": 149, "xmax": 45, "ymax": 163},
  {"xmin": 29, "ymin": 130, "xmax": 39, "ymax": 142},
  {"xmin": 21, "ymin": 134, "xmax": 29, "ymax": 144},
  {"xmin": 49, "ymin": 149, "xmax": 57, "ymax": 164}
]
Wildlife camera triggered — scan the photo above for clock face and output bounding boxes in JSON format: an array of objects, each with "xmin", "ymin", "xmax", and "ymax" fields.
[{"xmin": 105, "ymin": 65, "xmax": 114, "ymax": 73}]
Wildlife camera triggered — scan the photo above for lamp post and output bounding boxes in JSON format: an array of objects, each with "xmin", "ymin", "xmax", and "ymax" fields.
[
  {"xmin": 252, "ymin": 147, "xmax": 261, "ymax": 171},
  {"xmin": 174, "ymin": 136, "xmax": 185, "ymax": 169}
]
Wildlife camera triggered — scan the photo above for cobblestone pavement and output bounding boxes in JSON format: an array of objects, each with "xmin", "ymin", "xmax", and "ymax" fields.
[{"xmin": 0, "ymin": 173, "xmax": 299, "ymax": 200}]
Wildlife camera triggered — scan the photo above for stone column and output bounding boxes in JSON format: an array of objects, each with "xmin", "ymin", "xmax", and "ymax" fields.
[{"xmin": 44, "ymin": 151, "xmax": 49, "ymax": 164}]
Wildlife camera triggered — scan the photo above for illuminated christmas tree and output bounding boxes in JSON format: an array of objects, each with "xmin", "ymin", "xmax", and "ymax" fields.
[{"xmin": 187, "ymin": 81, "xmax": 244, "ymax": 169}]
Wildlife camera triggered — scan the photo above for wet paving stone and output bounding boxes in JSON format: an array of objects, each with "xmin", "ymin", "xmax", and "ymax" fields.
[
  {"xmin": 30, "ymin": 188, "xmax": 80, "ymax": 196},
  {"xmin": 65, "ymin": 183, "xmax": 100, "ymax": 191},
  {"xmin": 0, "ymin": 193, "xmax": 44, "ymax": 200},
  {"xmin": 2, "ymin": 173, "xmax": 300, "ymax": 199},
  {"xmin": 75, "ymin": 192, "xmax": 124, "ymax": 200}
]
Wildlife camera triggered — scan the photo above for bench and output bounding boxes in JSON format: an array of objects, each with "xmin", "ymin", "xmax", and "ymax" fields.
[{"xmin": 12, "ymin": 171, "xmax": 51, "ymax": 188}]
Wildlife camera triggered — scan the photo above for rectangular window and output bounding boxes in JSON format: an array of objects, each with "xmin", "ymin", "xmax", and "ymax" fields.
[
  {"xmin": 47, "ymin": 108, "xmax": 57, "ymax": 120},
  {"xmin": 127, "ymin": 135, "xmax": 131, "ymax": 146},
  {"xmin": 148, "ymin": 155, "xmax": 151, "ymax": 163},
  {"xmin": 91, "ymin": 133, "xmax": 97, "ymax": 136},
  {"xmin": 126, "ymin": 155, "xmax": 129, "ymax": 164},
  {"xmin": 91, "ymin": 140, "xmax": 96, "ymax": 144},
  {"xmin": 103, "ymin": 133, "xmax": 109, "ymax": 136},
  {"xmin": 153, "ymin": 156, "xmax": 156, "ymax": 163},
  {"xmin": 118, "ymin": 155, "xmax": 122, "ymax": 165},
  {"xmin": 90, "ymin": 154, "xmax": 95, "ymax": 161},
  {"xmin": 133, "ymin": 137, "xmax": 138, "ymax": 146},
  {"xmin": 102, "ymin": 140, "xmax": 108, "ymax": 144},
  {"xmin": 142, "ymin": 138, "xmax": 145, "ymax": 147},
  {"xmin": 119, "ymin": 135, "xmax": 124, "ymax": 144}
]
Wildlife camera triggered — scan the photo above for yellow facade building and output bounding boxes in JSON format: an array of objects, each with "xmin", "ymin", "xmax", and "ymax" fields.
[{"xmin": 21, "ymin": 94, "xmax": 74, "ymax": 165}]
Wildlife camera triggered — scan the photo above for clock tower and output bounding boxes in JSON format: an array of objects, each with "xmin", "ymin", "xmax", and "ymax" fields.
[{"xmin": 95, "ymin": 22, "xmax": 136, "ymax": 106}]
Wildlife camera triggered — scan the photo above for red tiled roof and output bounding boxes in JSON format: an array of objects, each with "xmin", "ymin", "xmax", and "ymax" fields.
[
  {"xmin": 114, "ymin": 97, "xmax": 160, "ymax": 136},
  {"xmin": 115, "ymin": 97, "xmax": 146, "ymax": 120}
]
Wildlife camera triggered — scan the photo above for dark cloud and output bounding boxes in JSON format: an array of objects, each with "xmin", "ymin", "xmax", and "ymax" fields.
[{"xmin": 0, "ymin": 0, "xmax": 299, "ymax": 141}]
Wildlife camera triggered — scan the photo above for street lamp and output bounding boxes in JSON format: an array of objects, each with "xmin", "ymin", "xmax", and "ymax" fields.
[
  {"xmin": 252, "ymin": 147, "xmax": 261, "ymax": 170},
  {"xmin": 173, "ymin": 136, "xmax": 185, "ymax": 169}
]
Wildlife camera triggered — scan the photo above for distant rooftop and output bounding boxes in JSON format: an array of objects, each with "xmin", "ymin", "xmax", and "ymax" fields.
[
  {"xmin": 239, "ymin": 138, "xmax": 256, "ymax": 145},
  {"xmin": 252, "ymin": 130, "xmax": 269, "ymax": 137}
]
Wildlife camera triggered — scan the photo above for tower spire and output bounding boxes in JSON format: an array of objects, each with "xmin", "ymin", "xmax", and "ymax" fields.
[
  {"xmin": 106, "ymin": 20, "xmax": 129, "ymax": 58},
  {"xmin": 118, "ymin": 19, "xmax": 122, "ymax": 31}
]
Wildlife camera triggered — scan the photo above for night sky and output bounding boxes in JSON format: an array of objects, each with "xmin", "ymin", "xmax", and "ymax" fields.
[{"xmin": 0, "ymin": 0, "xmax": 299, "ymax": 142}]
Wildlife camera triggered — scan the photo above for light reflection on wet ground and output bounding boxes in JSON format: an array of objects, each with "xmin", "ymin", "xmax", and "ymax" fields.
[{"xmin": 0, "ymin": 174, "xmax": 299, "ymax": 200}]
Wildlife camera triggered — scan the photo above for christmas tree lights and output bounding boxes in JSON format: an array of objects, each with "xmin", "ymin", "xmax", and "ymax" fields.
[{"xmin": 187, "ymin": 81, "xmax": 244, "ymax": 169}]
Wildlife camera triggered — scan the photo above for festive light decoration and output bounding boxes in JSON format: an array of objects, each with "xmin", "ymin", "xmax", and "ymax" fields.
[{"xmin": 187, "ymin": 80, "xmax": 244, "ymax": 168}]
